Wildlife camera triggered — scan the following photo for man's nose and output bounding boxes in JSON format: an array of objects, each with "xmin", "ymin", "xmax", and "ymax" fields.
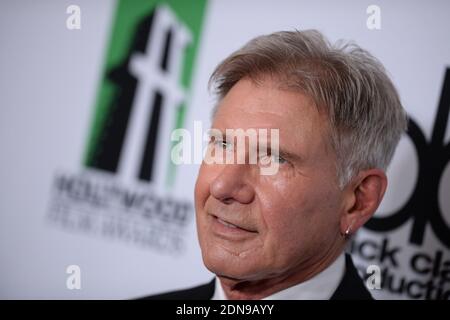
[{"xmin": 209, "ymin": 164, "xmax": 255, "ymax": 204}]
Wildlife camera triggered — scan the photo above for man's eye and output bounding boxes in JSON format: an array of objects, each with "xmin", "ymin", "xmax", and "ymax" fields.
[
  {"xmin": 259, "ymin": 153, "xmax": 287, "ymax": 165},
  {"xmin": 273, "ymin": 154, "xmax": 287, "ymax": 164},
  {"xmin": 213, "ymin": 139, "xmax": 233, "ymax": 150},
  {"xmin": 270, "ymin": 154, "xmax": 287, "ymax": 164}
]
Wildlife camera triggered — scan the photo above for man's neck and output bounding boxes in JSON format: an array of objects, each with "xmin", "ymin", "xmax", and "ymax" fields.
[{"xmin": 218, "ymin": 247, "xmax": 344, "ymax": 300}]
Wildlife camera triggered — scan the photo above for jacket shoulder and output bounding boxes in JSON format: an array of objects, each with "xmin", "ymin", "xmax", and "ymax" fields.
[
  {"xmin": 330, "ymin": 254, "xmax": 374, "ymax": 300},
  {"xmin": 136, "ymin": 279, "xmax": 215, "ymax": 300}
]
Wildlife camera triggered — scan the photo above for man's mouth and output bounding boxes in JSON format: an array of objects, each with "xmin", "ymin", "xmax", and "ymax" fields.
[
  {"xmin": 211, "ymin": 215, "xmax": 257, "ymax": 233},
  {"xmin": 217, "ymin": 217, "xmax": 239, "ymax": 229}
]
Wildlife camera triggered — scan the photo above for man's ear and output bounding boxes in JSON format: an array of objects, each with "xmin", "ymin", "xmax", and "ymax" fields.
[{"xmin": 340, "ymin": 169, "xmax": 388, "ymax": 236}]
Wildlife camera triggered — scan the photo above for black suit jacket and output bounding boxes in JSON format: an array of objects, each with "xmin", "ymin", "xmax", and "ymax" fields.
[{"xmin": 141, "ymin": 254, "xmax": 373, "ymax": 300}]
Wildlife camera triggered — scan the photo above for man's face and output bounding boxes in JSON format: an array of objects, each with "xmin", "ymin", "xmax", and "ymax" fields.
[{"xmin": 195, "ymin": 77, "xmax": 346, "ymax": 281}]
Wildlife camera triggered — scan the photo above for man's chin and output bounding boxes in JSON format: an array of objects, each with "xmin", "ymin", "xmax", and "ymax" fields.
[{"xmin": 202, "ymin": 253, "xmax": 265, "ymax": 281}]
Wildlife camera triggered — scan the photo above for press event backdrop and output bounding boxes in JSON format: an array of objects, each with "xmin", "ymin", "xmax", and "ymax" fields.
[{"xmin": 1, "ymin": 0, "xmax": 449, "ymax": 299}]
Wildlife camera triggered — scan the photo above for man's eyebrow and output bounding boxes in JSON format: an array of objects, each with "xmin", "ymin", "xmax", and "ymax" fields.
[
  {"xmin": 259, "ymin": 143, "xmax": 303, "ymax": 162},
  {"xmin": 276, "ymin": 148, "xmax": 303, "ymax": 162}
]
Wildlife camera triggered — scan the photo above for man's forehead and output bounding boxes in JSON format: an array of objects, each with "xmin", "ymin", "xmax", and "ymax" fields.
[
  {"xmin": 217, "ymin": 77, "xmax": 317, "ymax": 115},
  {"xmin": 211, "ymin": 77, "xmax": 333, "ymax": 159}
]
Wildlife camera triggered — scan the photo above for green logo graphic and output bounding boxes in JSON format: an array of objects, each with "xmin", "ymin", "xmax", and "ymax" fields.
[{"xmin": 84, "ymin": 0, "xmax": 207, "ymax": 188}]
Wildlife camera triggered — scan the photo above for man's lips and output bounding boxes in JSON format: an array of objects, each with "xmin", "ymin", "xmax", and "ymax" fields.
[{"xmin": 210, "ymin": 214, "xmax": 257, "ymax": 233}]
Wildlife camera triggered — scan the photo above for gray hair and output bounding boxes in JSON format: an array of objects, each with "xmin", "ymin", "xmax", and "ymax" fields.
[{"xmin": 209, "ymin": 30, "xmax": 408, "ymax": 188}]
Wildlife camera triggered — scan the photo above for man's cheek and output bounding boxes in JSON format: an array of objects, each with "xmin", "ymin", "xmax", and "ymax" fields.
[
  {"xmin": 272, "ymin": 213, "xmax": 309, "ymax": 242},
  {"xmin": 194, "ymin": 177, "xmax": 210, "ymax": 204}
]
